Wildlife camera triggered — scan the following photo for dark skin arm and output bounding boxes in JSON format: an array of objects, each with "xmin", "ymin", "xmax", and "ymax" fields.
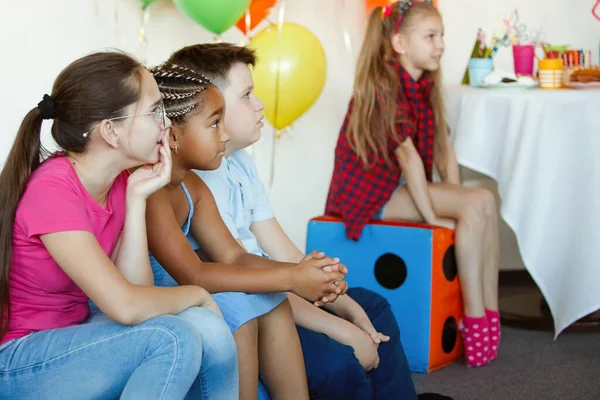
[{"xmin": 146, "ymin": 173, "xmax": 344, "ymax": 302}]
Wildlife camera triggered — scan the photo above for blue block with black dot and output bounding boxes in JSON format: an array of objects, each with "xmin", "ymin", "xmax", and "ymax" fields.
[{"xmin": 306, "ymin": 216, "xmax": 464, "ymax": 373}]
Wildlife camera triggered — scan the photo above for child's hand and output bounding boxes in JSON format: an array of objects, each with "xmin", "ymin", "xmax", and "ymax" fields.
[
  {"xmin": 343, "ymin": 325, "xmax": 381, "ymax": 371},
  {"xmin": 127, "ymin": 132, "xmax": 172, "ymax": 200},
  {"xmin": 290, "ymin": 257, "xmax": 346, "ymax": 303},
  {"xmin": 301, "ymin": 251, "xmax": 348, "ymax": 274},
  {"xmin": 353, "ymin": 316, "xmax": 390, "ymax": 345},
  {"xmin": 313, "ymin": 280, "xmax": 349, "ymax": 307},
  {"xmin": 300, "ymin": 251, "xmax": 349, "ymax": 306}
]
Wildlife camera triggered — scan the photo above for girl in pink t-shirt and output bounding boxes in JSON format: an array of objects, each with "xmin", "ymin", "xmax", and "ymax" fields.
[{"xmin": 0, "ymin": 51, "xmax": 237, "ymax": 399}]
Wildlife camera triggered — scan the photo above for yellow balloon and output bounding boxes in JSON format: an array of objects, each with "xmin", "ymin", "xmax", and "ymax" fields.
[{"xmin": 249, "ymin": 23, "xmax": 327, "ymax": 130}]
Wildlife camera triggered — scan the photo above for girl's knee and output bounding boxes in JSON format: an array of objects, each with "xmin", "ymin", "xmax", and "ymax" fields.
[
  {"xmin": 206, "ymin": 319, "xmax": 237, "ymax": 366},
  {"xmin": 472, "ymin": 188, "xmax": 496, "ymax": 217},
  {"xmin": 180, "ymin": 307, "xmax": 237, "ymax": 364},
  {"xmin": 141, "ymin": 315, "xmax": 203, "ymax": 368},
  {"xmin": 316, "ymin": 343, "xmax": 370, "ymax": 397},
  {"xmin": 461, "ymin": 188, "xmax": 495, "ymax": 225}
]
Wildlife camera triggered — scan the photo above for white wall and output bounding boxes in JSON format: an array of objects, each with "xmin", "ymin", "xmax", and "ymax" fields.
[{"xmin": 1, "ymin": 0, "xmax": 597, "ymax": 263}]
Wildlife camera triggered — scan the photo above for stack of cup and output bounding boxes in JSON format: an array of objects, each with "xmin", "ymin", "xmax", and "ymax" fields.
[
  {"xmin": 539, "ymin": 59, "xmax": 564, "ymax": 89},
  {"xmin": 468, "ymin": 58, "xmax": 493, "ymax": 88}
]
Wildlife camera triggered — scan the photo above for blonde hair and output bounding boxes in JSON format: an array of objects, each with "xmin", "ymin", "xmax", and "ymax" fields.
[{"xmin": 348, "ymin": 1, "xmax": 449, "ymax": 178}]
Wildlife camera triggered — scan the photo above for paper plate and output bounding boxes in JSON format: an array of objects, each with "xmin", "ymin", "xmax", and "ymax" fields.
[
  {"xmin": 480, "ymin": 81, "xmax": 538, "ymax": 89},
  {"xmin": 567, "ymin": 82, "xmax": 600, "ymax": 90}
]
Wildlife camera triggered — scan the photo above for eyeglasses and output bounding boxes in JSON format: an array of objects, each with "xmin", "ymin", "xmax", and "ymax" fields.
[{"xmin": 82, "ymin": 103, "xmax": 167, "ymax": 138}]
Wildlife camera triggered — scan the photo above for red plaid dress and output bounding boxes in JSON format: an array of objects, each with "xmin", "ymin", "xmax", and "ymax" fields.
[{"xmin": 325, "ymin": 62, "xmax": 436, "ymax": 240}]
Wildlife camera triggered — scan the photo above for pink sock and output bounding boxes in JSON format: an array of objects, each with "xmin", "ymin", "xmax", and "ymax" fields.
[
  {"xmin": 486, "ymin": 309, "xmax": 501, "ymax": 360},
  {"xmin": 459, "ymin": 315, "xmax": 491, "ymax": 368}
]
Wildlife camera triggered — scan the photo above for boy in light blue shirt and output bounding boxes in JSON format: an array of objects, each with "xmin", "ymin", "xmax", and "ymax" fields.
[
  {"xmin": 198, "ymin": 150, "xmax": 273, "ymax": 259},
  {"xmin": 168, "ymin": 43, "xmax": 448, "ymax": 400}
]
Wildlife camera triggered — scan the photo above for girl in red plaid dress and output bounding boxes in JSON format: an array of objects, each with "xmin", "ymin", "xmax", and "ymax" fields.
[{"xmin": 326, "ymin": 0, "xmax": 500, "ymax": 368}]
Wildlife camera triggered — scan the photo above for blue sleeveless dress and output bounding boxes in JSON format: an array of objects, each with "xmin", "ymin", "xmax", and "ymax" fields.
[{"xmin": 149, "ymin": 182, "xmax": 288, "ymax": 333}]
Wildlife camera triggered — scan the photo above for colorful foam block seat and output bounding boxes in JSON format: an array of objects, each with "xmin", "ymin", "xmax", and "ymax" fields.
[{"xmin": 306, "ymin": 216, "xmax": 464, "ymax": 373}]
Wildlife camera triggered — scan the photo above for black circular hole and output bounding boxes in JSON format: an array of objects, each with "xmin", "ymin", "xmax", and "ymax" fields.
[
  {"xmin": 374, "ymin": 253, "xmax": 407, "ymax": 289},
  {"xmin": 442, "ymin": 245, "xmax": 457, "ymax": 282},
  {"xmin": 441, "ymin": 316, "xmax": 458, "ymax": 354}
]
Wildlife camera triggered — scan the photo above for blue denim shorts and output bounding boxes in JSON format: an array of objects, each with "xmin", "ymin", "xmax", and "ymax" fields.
[
  {"xmin": 373, "ymin": 176, "xmax": 406, "ymax": 220},
  {"xmin": 373, "ymin": 205, "xmax": 387, "ymax": 220}
]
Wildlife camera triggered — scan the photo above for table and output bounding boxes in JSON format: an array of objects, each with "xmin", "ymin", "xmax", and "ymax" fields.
[{"xmin": 445, "ymin": 85, "xmax": 600, "ymax": 337}]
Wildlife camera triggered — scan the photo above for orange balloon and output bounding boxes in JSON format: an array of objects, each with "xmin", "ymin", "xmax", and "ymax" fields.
[
  {"xmin": 366, "ymin": 0, "xmax": 438, "ymax": 14},
  {"xmin": 365, "ymin": 0, "xmax": 394, "ymax": 13},
  {"xmin": 235, "ymin": 0, "xmax": 276, "ymax": 34}
]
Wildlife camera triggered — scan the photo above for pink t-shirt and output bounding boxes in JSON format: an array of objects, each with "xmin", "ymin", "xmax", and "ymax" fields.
[{"xmin": 1, "ymin": 156, "xmax": 128, "ymax": 345}]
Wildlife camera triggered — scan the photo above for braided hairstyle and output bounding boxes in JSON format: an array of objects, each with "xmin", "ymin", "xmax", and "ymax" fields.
[{"xmin": 151, "ymin": 63, "xmax": 212, "ymax": 123}]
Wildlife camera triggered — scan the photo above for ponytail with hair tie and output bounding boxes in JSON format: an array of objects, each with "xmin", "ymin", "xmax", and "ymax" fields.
[
  {"xmin": 37, "ymin": 94, "xmax": 56, "ymax": 120},
  {"xmin": 0, "ymin": 50, "xmax": 145, "ymax": 342}
]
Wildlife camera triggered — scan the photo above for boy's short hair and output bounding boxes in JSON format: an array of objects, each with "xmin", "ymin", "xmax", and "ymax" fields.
[{"xmin": 167, "ymin": 43, "xmax": 256, "ymax": 90}]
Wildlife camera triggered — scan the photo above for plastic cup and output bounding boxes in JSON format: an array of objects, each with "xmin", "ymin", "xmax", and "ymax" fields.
[
  {"xmin": 548, "ymin": 45, "xmax": 568, "ymax": 55},
  {"xmin": 468, "ymin": 58, "xmax": 493, "ymax": 88},
  {"xmin": 539, "ymin": 59, "xmax": 564, "ymax": 89},
  {"xmin": 513, "ymin": 44, "xmax": 536, "ymax": 76}
]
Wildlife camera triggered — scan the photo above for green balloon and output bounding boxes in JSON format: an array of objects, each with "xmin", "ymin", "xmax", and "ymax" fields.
[
  {"xmin": 173, "ymin": 0, "xmax": 251, "ymax": 35},
  {"xmin": 140, "ymin": 0, "xmax": 157, "ymax": 10}
]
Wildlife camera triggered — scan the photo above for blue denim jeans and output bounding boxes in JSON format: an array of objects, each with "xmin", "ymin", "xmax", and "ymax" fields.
[
  {"xmin": 0, "ymin": 307, "xmax": 238, "ymax": 400},
  {"xmin": 298, "ymin": 288, "xmax": 418, "ymax": 400}
]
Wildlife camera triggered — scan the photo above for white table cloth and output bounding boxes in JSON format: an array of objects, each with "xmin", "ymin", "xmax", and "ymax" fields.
[{"xmin": 445, "ymin": 85, "xmax": 600, "ymax": 337}]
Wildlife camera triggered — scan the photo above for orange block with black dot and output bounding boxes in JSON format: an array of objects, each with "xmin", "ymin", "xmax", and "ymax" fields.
[{"xmin": 306, "ymin": 215, "xmax": 464, "ymax": 373}]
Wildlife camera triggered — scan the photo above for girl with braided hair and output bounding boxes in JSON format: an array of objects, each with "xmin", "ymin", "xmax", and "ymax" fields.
[
  {"xmin": 326, "ymin": 0, "xmax": 501, "ymax": 368},
  {"xmin": 0, "ymin": 51, "xmax": 238, "ymax": 399},
  {"xmin": 146, "ymin": 63, "xmax": 347, "ymax": 400}
]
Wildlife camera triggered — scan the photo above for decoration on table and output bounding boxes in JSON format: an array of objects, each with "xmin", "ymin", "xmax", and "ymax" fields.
[
  {"xmin": 490, "ymin": 10, "xmax": 548, "ymax": 51},
  {"xmin": 235, "ymin": 0, "xmax": 276, "ymax": 35},
  {"xmin": 174, "ymin": 0, "xmax": 251, "ymax": 36},
  {"xmin": 566, "ymin": 66, "xmax": 600, "ymax": 89},
  {"xmin": 461, "ymin": 10, "xmax": 552, "ymax": 84},
  {"xmin": 527, "ymin": 26, "xmax": 547, "ymax": 47},
  {"xmin": 541, "ymin": 44, "xmax": 567, "ymax": 60},
  {"xmin": 480, "ymin": 9, "xmax": 537, "ymax": 62},
  {"xmin": 501, "ymin": 10, "xmax": 527, "ymax": 44},
  {"xmin": 480, "ymin": 71, "xmax": 537, "ymax": 89},
  {"xmin": 461, "ymin": 28, "xmax": 491, "ymax": 85},
  {"xmin": 556, "ymin": 49, "xmax": 593, "ymax": 68}
]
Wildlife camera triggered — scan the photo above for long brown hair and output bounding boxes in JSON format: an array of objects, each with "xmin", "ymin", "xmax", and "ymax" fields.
[
  {"xmin": 0, "ymin": 51, "xmax": 144, "ymax": 341},
  {"xmin": 348, "ymin": 1, "xmax": 449, "ymax": 177}
]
